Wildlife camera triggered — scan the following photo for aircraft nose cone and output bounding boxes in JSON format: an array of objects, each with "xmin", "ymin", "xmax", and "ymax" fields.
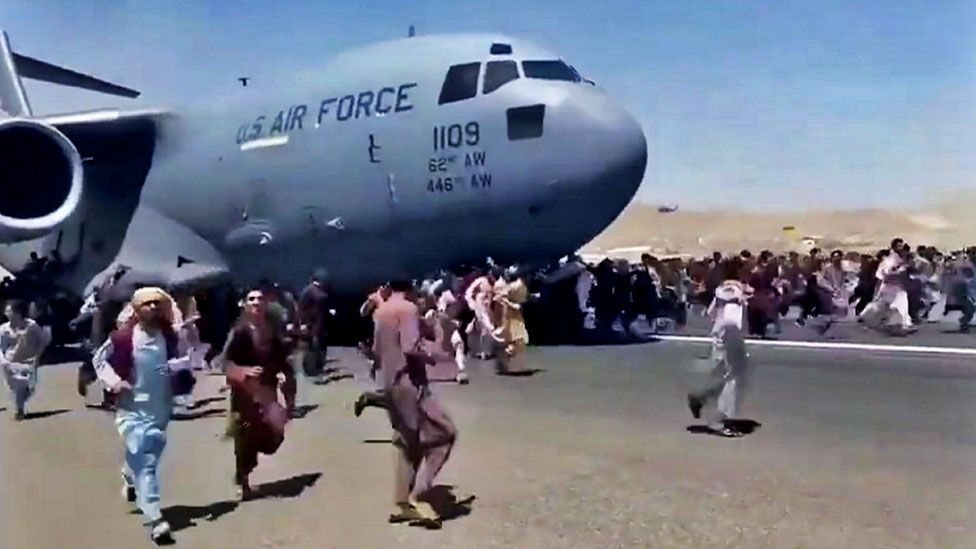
[
  {"xmin": 563, "ymin": 89, "xmax": 647, "ymax": 196},
  {"xmin": 542, "ymin": 88, "xmax": 647, "ymax": 243}
]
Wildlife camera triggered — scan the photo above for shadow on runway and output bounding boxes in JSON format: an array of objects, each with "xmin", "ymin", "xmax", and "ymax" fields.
[
  {"xmin": 250, "ymin": 472, "xmax": 322, "ymax": 500},
  {"xmin": 687, "ymin": 419, "xmax": 762, "ymax": 437},
  {"xmin": 291, "ymin": 404, "xmax": 319, "ymax": 419},
  {"xmin": 423, "ymin": 485, "xmax": 475, "ymax": 523},
  {"xmin": 312, "ymin": 373, "xmax": 354, "ymax": 386},
  {"xmin": 430, "ymin": 377, "xmax": 462, "ymax": 383},
  {"xmin": 190, "ymin": 397, "xmax": 226, "ymax": 409},
  {"xmin": 571, "ymin": 330, "xmax": 658, "ymax": 347},
  {"xmin": 24, "ymin": 409, "xmax": 71, "ymax": 420},
  {"xmin": 40, "ymin": 345, "xmax": 90, "ymax": 365},
  {"xmin": 163, "ymin": 500, "xmax": 239, "ymax": 534},
  {"xmin": 496, "ymin": 368, "xmax": 546, "ymax": 377},
  {"xmin": 172, "ymin": 409, "xmax": 226, "ymax": 421}
]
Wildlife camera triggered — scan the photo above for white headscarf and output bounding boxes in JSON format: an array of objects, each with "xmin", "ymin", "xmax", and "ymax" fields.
[{"xmin": 116, "ymin": 287, "xmax": 180, "ymax": 328}]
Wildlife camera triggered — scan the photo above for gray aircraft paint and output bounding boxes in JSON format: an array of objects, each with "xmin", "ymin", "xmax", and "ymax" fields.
[{"xmin": 0, "ymin": 33, "xmax": 646, "ymax": 296}]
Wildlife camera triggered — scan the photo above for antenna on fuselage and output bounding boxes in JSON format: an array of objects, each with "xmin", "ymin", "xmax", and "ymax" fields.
[{"xmin": 408, "ymin": 25, "xmax": 416, "ymax": 38}]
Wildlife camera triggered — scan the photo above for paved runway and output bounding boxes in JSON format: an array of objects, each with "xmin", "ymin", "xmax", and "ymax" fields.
[
  {"xmin": 675, "ymin": 305, "xmax": 976, "ymax": 349},
  {"xmin": 2, "ymin": 342, "xmax": 974, "ymax": 548}
]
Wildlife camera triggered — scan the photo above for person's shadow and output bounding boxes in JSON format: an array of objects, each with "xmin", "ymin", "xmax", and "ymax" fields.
[
  {"xmin": 24, "ymin": 409, "xmax": 71, "ymax": 420},
  {"xmin": 290, "ymin": 404, "xmax": 319, "ymax": 419},
  {"xmin": 496, "ymin": 368, "xmax": 546, "ymax": 377},
  {"xmin": 687, "ymin": 419, "xmax": 762, "ymax": 437},
  {"xmin": 312, "ymin": 373, "xmax": 353, "ymax": 386},
  {"xmin": 162, "ymin": 500, "xmax": 239, "ymax": 534},
  {"xmin": 160, "ymin": 473, "xmax": 322, "ymax": 535},
  {"xmin": 421, "ymin": 485, "xmax": 475, "ymax": 523},
  {"xmin": 249, "ymin": 472, "xmax": 322, "ymax": 500}
]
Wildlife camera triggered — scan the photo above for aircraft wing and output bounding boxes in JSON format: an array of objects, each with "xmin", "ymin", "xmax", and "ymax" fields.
[
  {"xmin": 39, "ymin": 109, "xmax": 173, "ymax": 164},
  {"xmin": 0, "ymin": 30, "xmax": 226, "ymax": 298}
]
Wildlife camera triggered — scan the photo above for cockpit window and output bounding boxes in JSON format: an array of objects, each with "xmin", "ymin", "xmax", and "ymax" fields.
[
  {"xmin": 490, "ymin": 43, "xmax": 513, "ymax": 55},
  {"xmin": 483, "ymin": 61, "xmax": 519, "ymax": 94},
  {"xmin": 439, "ymin": 63, "xmax": 481, "ymax": 105},
  {"xmin": 507, "ymin": 104, "xmax": 545, "ymax": 140},
  {"xmin": 522, "ymin": 60, "xmax": 581, "ymax": 82}
]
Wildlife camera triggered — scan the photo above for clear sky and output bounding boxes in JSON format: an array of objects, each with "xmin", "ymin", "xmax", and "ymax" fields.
[{"xmin": 2, "ymin": 0, "xmax": 974, "ymax": 211}]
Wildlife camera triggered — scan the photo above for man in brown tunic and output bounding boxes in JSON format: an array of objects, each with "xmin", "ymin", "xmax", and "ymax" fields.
[{"xmin": 373, "ymin": 280, "xmax": 471, "ymax": 527}]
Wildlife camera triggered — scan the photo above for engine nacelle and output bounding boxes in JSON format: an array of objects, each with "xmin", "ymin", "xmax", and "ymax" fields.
[{"xmin": 0, "ymin": 119, "xmax": 83, "ymax": 243}]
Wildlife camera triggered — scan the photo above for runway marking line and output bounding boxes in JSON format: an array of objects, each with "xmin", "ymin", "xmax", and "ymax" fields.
[{"xmin": 656, "ymin": 335, "xmax": 976, "ymax": 356}]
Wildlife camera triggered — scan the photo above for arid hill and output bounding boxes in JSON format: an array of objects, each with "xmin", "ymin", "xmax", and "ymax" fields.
[{"xmin": 583, "ymin": 193, "xmax": 976, "ymax": 259}]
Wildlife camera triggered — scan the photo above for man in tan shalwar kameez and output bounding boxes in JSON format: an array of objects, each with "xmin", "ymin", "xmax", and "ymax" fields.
[
  {"xmin": 493, "ymin": 267, "xmax": 530, "ymax": 374},
  {"xmin": 373, "ymin": 280, "xmax": 473, "ymax": 528}
]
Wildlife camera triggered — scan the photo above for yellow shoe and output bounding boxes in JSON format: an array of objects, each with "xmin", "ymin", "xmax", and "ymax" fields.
[
  {"xmin": 388, "ymin": 502, "xmax": 423, "ymax": 524},
  {"xmin": 407, "ymin": 499, "xmax": 442, "ymax": 529}
]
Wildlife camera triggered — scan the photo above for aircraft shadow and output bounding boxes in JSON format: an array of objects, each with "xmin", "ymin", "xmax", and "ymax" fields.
[
  {"xmin": 248, "ymin": 472, "xmax": 322, "ymax": 501},
  {"xmin": 162, "ymin": 500, "xmax": 239, "ymax": 534},
  {"xmin": 24, "ymin": 409, "xmax": 71, "ymax": 420},
  {"xmin": 687, "ymin": 419, "xmax": 762, "ymax": 437}
]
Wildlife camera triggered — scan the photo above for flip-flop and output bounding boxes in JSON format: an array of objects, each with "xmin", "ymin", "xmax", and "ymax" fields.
[
  {"xmin": 409, "ymin": 517, "xmax": 443, "ymax": 530},
  {"xmin": 454, "ymin": 493, "xmax": 477, "ymax": 506},
  {"xmin": 718, "ymin": 427, "xmax": 743, "ymax": 438}
]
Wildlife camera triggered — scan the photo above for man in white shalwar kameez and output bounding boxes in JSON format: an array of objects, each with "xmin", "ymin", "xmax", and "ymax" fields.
[
  {"xmin": 859, "ymin": 240, "xmax": 915, "ymax": 333},
  {"xmin": 464, "ymin": 273, "xmax": 496, "ymax": 359},
  {"xmin": 687, "ymin": 275, "xmax": 753, "ymax": 438}
]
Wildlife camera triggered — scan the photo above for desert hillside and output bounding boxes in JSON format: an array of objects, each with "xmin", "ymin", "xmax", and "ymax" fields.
[{"xmin": 583, "ymin": 193, "xmax": 976, "ymax": 259}]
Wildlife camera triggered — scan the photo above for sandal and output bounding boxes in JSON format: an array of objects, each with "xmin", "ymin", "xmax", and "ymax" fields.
[{"xmin": 717, "ymin": 427, "xmax": 743, "ymax": 438}]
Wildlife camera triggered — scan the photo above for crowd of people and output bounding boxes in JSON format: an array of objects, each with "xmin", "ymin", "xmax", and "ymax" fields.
[{"xmin": 0, "ymin": 237, "xmax": 974, "ymax": 542}]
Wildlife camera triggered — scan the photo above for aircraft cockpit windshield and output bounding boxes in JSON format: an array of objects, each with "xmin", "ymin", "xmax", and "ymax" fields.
[
  {"xmin": 438, "ymin": 54, "xmax": 584, "ymax": 105},
  {"xmin": 521, "ymin": 60, "xmax": 581, "ymax": 83}
]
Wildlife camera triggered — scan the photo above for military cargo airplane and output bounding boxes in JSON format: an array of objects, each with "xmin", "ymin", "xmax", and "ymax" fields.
[{"xmin": 0, "ymin": 30, "xmax": 646, "ymax": 298}]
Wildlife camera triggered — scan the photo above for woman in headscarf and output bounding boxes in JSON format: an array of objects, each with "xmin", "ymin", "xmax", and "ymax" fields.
[
  {"xmin": 1, "ymin": 300, "xmax": 50, "ymax": 420},
  {"xmin": 493, "ymin": 266, "xmax": 530, "ymax": 374},
  {"xmin": 223, "ymin": 288, "xmax": 292, "ymax": 501},
  {"xmin": 92, "ymin": 287, "xmax": 192, "ymax": 543}
]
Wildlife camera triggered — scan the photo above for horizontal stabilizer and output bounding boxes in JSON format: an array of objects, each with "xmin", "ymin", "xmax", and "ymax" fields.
[{"xmin": 13, "ymin": 52, "xmax": 140, "ymax": 98}]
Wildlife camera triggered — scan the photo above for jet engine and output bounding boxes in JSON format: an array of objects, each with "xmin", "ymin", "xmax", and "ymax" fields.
[{"xmin": 0, "ymin": 118, "xmax": 83, "ymax": 243}]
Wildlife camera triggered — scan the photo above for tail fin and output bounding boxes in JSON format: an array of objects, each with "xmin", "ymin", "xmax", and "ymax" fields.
[
  {"xmin": 0, "ymin": 30, "xmax": 140, "ymax": 118},
  {"xmin": 0, "ymin": 31, "xmax": 31, "ymax": 116}
]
